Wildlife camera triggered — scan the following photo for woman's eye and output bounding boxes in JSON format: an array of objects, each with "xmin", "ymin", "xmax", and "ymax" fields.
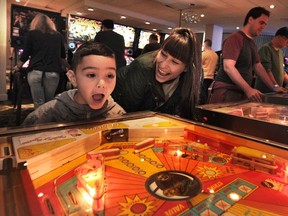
[
  {"xmin": 160, "ymin": 51, "xmax": 168, "ymax": 58},
  {"xmin": 107, "ymin": 74, "xmax": 115, "ymax": 79},
  {"xmin": 172, "ymin": 60, "xmax": 180, "ymax": 65}
]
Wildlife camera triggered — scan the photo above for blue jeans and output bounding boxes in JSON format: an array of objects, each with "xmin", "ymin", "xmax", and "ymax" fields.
[{"xmin": 28, "ymin": 70, "xmax": 60, "ymax": 109}]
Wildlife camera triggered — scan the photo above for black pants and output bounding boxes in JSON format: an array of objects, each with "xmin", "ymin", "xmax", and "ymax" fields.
[{"xmin": 200, "ymin": 79, "xmax": 214, "ymax": 105}]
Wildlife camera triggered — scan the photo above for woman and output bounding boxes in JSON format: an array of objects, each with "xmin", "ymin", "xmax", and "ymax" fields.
[
  {"xmin": 15, "ymin": 13, "xmax": 67, "ymax": 109},
  {"xmin": 112, "ymin": 27, "xmax": 202, "ymax": 119}
]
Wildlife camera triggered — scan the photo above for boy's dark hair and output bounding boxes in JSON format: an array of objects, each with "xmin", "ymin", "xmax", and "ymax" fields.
[
  {"xmin": 71, "ymin": 41, "xmax": 115, "ymax": 71},
  {"xmin": 204, "ymin": 39, "xmax": 212, "ymax": 47},
  {"xmin": 243, "ymin": 7, "xmax": 270, "ymax": 26},
  {"xmin": 102, "ymin": 19, "xmax": 114, "ymax": 29}
]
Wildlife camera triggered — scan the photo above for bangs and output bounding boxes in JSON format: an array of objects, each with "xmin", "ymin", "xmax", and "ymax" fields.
[{"xmin": 162, "ymin": 35, "xmax": 192, "ymax": 64}]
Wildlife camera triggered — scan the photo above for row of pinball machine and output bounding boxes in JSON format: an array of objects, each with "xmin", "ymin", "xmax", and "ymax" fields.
[{"xmin": 0, "ymin": 95, "xmax": 288, "ymax": 215}]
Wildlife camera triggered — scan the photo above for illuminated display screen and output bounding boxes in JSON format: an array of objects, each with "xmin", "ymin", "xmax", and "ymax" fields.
[
  {"xmin": 67, "ymin": 14, "xmax": 102, "ymax": 42},
  {"xmin": 11, "ymin": 4, "xmax": 61, "ymax": 47},
  {"xmin": 138, "ymin": 30, "xmax": 154, "ymax": 49},
  {"xmin": 164, "ymin": 33, "xmax": 170, "ymax": 40},
  {"xmin": 114, "ymin": 24, "xmax": 136, "ymax": 48}
]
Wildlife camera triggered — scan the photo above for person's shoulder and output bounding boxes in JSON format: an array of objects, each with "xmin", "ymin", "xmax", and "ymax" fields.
[
  {"xmin": 135, "ymin": 51, "xmax": 157, "ymax": 67},
  {"xmin": 259, "ymin": 42, "xmax": 270, "ymax": 49},
  {"xmin": 96, "ymin": 31, "xmax": 105, "ymax": 36},
  {"xmin": 28, "ymin": 30, "xmax": 42, "ymax": 37},
  {"xmin": 259, "ymin": 42, "xmax": 273, "ymax": 54},
  {"xmin": 226, "ymin": 31, "xmax": 243, "ymax": 40},
  {"xmin": 202, "ymin": 50, "xmax": 207, "ymax": 56},
  {"xmin": 94, "ymin": 31, "xmax": 105, "ymax": 40},
  {"xmin": 113, "ymin": 31, "xmax": 125, "ymax": 39},
  {"xmin": 145, "ymin": 43, "xmax": 161, "ymax": 50},
  {"xmin": 22, "ymin": 100, "xmax": 57, "ymax": 125},
  {"xmin": 106, "ymin": 96, "xmax": 126, "ymax": 115},
  {"xmin": 224, "ymin": 31, "xmax": 244, "ymax": 47}
]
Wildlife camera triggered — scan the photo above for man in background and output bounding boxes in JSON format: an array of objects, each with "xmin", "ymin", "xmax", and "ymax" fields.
[
  {"xmin": 255, "ymin": 26, "xmax": 288, "ymax": 93},
  {"xmin": 209, "ymin": 7, "xmax": 284, "ymax": 104},
  {"xmin": 94, "ymin": 19, "xmax": 126, "ymax": 69},
  {"xmin": 200, "ymin": 39, "xmax": 218, "ymax": 104},
  {"xmin": 141, "ymin": 33, "xmax": 161, "ymax": 54}
]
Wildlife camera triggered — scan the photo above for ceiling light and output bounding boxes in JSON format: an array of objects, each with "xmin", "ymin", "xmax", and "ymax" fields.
[
  {"xmin": 87, "ymin": 8, "xmax": 94, "ymax": 11},
  {"xmin": 76, "ymin": 12, "xmax": 82, "ymax": 15},
  {"xmin": 270, "ymin": 5, "xmax": 275, "ymax": 9},
  {"xmin": 168, "ymin": 27, "xmax": 172, "ymax": 30},
  {"xmin": 145, "ymin": 21, "xmax": 150, "ymax": 25},
  {"xmin": 120, "ymin": 16, "xmax": 126, "ymax": 19},
  {"xmin": 180, "ymin": 4, "xmax": 203, "ymax": 24}
]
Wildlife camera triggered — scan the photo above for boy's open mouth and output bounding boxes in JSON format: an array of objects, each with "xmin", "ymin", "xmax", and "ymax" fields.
[{"xmin": 92, "ymin": 94, "xmax": 105, "ymax": 103}]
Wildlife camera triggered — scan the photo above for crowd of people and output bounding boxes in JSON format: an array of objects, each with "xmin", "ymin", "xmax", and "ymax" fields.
[{"xmin": 15, "ymin": 7, "xmax": 288, "ymax": 126}]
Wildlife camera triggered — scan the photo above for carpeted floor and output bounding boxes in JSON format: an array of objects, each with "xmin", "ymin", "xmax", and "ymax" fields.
[
  {"xmin": 0, "ymin": 70, "xmax": 34, "ymax": 128},
  {"xmin": 0, "ymin": 99, "xmax": 34, "ymax": 127},
  {"xmin": 1, "ymin": 70, "xmax": 71, "ymax": 128}
]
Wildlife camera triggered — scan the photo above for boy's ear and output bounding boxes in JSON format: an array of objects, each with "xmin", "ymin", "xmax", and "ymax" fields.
[{"xmin": 66, "ymin": 70, "xmax": 77, "ymax": 87}]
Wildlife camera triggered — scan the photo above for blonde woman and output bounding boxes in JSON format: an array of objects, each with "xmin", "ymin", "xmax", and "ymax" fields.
[{"xmin": 15, "ymin": 13, "xmax": 67, "ymax": 109}]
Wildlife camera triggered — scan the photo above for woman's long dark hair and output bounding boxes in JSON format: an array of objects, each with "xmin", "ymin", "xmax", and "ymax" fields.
[{"xmin": 161, "ymin": 27, "xmax": 202, "ymax": 119}]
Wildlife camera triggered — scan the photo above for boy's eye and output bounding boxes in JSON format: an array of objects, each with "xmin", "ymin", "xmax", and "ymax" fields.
[{"xmin": 87, "ymin": 74, "xmax": 96, "ymax": 78}]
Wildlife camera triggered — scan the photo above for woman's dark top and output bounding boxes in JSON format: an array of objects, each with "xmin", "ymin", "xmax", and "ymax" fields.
[
  {"xmin": 112, "ymin": 51, "xmax": 183, "ymax": 116},
  {"xmin": 20, "ymin": 30, "xmax": 66, "ymax": 73}
]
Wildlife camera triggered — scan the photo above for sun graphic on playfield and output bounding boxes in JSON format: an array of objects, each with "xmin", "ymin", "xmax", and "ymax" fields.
[
  {"xmin": 196, "ymin": 165, "xmax": 223, "ymax": 179},
  {"xmin": 119, "ymin": 195, "xmax": 155, "ymax": 215}
]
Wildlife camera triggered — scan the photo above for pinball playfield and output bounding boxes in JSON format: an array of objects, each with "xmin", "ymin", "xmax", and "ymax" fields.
[{"xmin": 8, "ymin": 114, "xmax": 288, "ymax": 216}]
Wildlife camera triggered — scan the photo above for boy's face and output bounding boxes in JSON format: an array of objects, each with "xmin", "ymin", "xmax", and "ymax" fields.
[{"xmin": 67, "ymin": 55, "xmax": 116, "ymax": 110}]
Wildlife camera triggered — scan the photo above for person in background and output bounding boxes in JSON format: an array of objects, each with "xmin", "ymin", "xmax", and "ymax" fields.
[
  {"xmin": 209, "ymin": 7, "xmax": 284, "ymax": 104},
  {"xmin": 254, "ymin": 26, "xmax": 288, "ymax": 93},
  {"xmin": 112, "ymin": 27, "xmax": 202, "ymax": 120},
  {"xmin": 22, "ymin": 42, "xmax": 125, "ymax": 125},
  {"xmin": 141, "ymin": 33, "xmax": 161, "ymax": 54},
  {"xmin": 200, "ymin": 39, "xmax": 219, "ymax": 104},
  {"xmin": 14, "ymin": 13, "xmax": 68, "ymax": 109},
  {"xmin": 94, "ymin": 19, "xmax": 126, "ymax": 70}
]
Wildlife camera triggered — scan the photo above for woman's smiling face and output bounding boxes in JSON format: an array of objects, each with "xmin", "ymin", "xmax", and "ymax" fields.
[{"xmin": 155, "ymin": 50, "xmax": 186, "ymax": 83}]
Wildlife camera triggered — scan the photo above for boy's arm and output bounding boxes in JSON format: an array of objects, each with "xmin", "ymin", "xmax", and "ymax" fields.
[{"xmin": 22, "ymin": 102, "xmax": 56, "ymax": 126}]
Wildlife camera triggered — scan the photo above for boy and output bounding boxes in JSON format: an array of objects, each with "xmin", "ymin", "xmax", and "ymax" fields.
[{"xmin": 22, "ymin": 42, "xmax": 125, "ymax": 125}]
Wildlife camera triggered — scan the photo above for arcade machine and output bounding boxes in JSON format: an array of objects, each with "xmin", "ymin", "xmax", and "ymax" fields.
[
  {"xmin": 66, "ymin": 14, "xmax": 102, "ymax": 53},
  {"xmin": 195, "ymin": 101, "xmax": 288, "ymax": 144},
  {"xmin": 136, "ymin": 30, "xmax": 161, "ymax": 56},
  {"xmin": 114, "ymin": 24, "xmax": 136, "ymax": 65},
  {"xmin": 1, "ymin": 111, "xmax": 288, "ymax": 215}
]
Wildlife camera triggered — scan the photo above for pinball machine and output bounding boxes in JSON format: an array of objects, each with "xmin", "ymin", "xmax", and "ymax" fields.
[
  {"xmin": 1, "ymin": 111, "xmax": 288, "ymax": 216},
  {"xmin": 195, "ymin": 100, "xmax": 288, "ymax": 144}
]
